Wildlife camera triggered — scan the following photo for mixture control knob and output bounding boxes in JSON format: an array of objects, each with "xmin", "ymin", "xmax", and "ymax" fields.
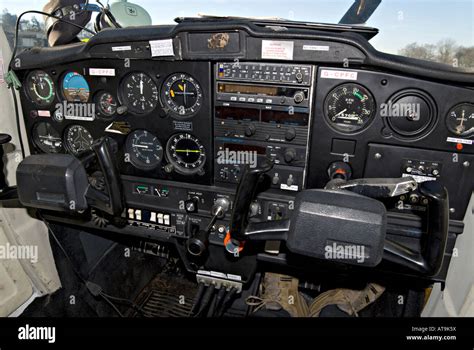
[
  {"xmin": 245, "ymin": 123, "xmax": 257, "ymax": 137},
  {"xmin": 284, "ymin": 148, "xmax": 297, "ymax": 163},
  {"xmin": 285, "ymin": 127, "xmax": 296, "ymax": 141},
  {"xmin": 293, "ymin": 91, "xmax": 305, "ymax": 104}
]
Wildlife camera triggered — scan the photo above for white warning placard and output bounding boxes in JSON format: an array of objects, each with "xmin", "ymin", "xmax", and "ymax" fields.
[
  {"xmin": 261, "ymin": 40, "xmax": 294, "ymax": 60},
  {"xmin": 150, "ymin": 39, "xmax": 174, "ymax": 57}
]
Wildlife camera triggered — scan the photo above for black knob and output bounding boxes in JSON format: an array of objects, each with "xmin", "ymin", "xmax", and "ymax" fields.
[
  {"xmin": 245, "ymin": 123, "xmax": 256, "ymax": 137},
  {"xmin": 185, "ymin": 197, "xmax": 199, "ymax": 213},
  {"xmin": 285, "ymin": 127, "xmax": 296, "ymax": 141},
  {"xmin": 284, "ymin": 148, "xmax": 297, "ymax": 163},
  {"xmin": 187, "ymin": 230, "xmax": 210, "ymax": 257},
  {"xmin": 293, "ymin": 91, "xmax": 305, "ymax": 104},
  {"xmin": 295, "ymin": 72, "xmax": 303, "ymax": 83}
]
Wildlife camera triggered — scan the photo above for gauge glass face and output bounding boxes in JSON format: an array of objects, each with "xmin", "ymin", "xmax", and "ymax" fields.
[
  {"xmin": 62, "ymin": 71, "xmax": 90, "ymax": 103},
  {"xmin": 324, "ymin": 83, "xmax": 375, "ymax": 133},
  {"xmin": 26, "ymin": 70, "xmax": 55, "ymax": 107},
  {"xmin": 96, "ymin": 92, "xmax": 117, "ymax": 118},
  {"xmin": 126, "ymin": 130, "xmax": 163, "ymax": 170},
  {"xmin": 64, "ymin": 125, "xmax": 94, "ymax": 155},
  {"xmin": 162, "ymin": 73, "xmax": 203, "ymax": 117},
  {"xmin": 32, "ymin": 122, "xmax": 63, "ymax": 153},
  {"xmin": 120, "ymin": 72, "xmax": 158, "ymax": 114},
  {"xmin": 166, "ymin": 133, "xmax": 206, "ymax": 175},
  {"xmin": 446, "ymin": 104, "xmax": 474, "ymax": 137}
]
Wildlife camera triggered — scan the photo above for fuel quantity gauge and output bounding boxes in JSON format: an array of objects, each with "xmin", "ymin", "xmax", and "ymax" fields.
[{"xmin": 446, "ymin": 103, "xmax": 474, "ymax": 137}]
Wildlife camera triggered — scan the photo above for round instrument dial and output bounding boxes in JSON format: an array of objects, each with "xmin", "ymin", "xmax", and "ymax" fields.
[
  {"xmin": 62, "ymin": 71, "xmax": 90, "ymax": 103},
  {"xmin": 32, "ymin": 122, "xmax": 63, "ymax": 153},
  {"xmin": 64, "ymin": 125, "xmax": 94, "ymax": 156},
  {"xmin": 120, "ymin": 72, "xmax": 159, "ymax": 114},
  {"xmin": 26, "ymin": 70, "xmax": 55, "ymax": 107},
  {"xmin": 446, "ymin": 103, "xmax": 474, "ymax": 137},
  {"xmin": 324, "ymin": 83, "xmax": 375, "ymax": 133},
  {"xmin": 125, "ymin": 130, "xmax": 163, "ymax": 170},
  {"xmin": 166, "ymin": 133, "xmax": 206, "ymax": 175},
  {"xmin": 95, "ymin": 91, "xmax": 117, "ymax": 119},
  {"xmin": 162, "ymin": 73, "xmax": 203, "ymax": 117}
]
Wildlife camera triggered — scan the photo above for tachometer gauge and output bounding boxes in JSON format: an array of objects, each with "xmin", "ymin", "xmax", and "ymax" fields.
[
  {"xmin": 125, "ymin": 130, "xmax": 163, "ymax": 170},
  {"xmin": 95, "ymin": 91, "xmax": 117, "ymax": 119},
  {"xmin": 32, "ymin": 122, "xmax": 63, "ymax": 153},
  {"xmin": 120, "ymin": 72, "xmax": 158, "ymax": 114},
  {"xmin": 162, "ymin": 73, "xmax": 203, "ymax": 117},
  {"xmin": 26, "ymin": 70, "xmax": 55, "ymax": 107},
  {"xmin": 324, "ymin": 83, "xmax": 375, "ymax": 133},
  {"xmin": 446, "ymin": 103, "xmax": 474, "ymax": 137},
  {"xmin": 166, "ymin": 133, "xmax": 206, "ymax": 175},
  {"xmin": 64, "ymin": 125, "xmax": 94, "ymax": 156},
  {"xmin": 62, "ymin": 71, "xmax": 90, "ymax": 103}
]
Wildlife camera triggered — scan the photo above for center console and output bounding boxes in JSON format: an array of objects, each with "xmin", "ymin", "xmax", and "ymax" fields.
[{"xmin": 213, "ymin": 62, "xmax": 315, "ymax": 192}]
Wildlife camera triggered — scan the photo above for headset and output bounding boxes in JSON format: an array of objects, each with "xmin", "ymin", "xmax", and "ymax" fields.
[{"xmin": 43, "ymin": 0, "xmax": 152, "ymax": 46}]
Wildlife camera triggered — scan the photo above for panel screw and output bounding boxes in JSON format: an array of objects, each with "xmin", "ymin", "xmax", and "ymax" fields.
[
  {"xmin": 374, "ymin": 153, "xmax": 382, "ymax": 160},
  {"xmin": 450, "ymin": 208, "xmax": 456, "ymax": 213},
  {"xmin": 463, "ymin": 161, "xmax": 470, "ymax": 167}
]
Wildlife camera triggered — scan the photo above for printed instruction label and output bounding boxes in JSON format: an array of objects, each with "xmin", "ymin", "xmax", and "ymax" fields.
[
  {"xmin": 303, "ymin": 45, "xmax": 329, "ymax": 51},
  {"xmin": 112, "ymin": 46, "xmax": 132, "ymax": 52},
  {"xmin": 446, "ymin": 137, "xmax": 473, "ymax": 145},
  {"xmin": 150, "ymin": 39, "xmax": 174, "ymax": 57},
  {"xmin": 261, "ymin": 40, "xmax": 294, "ymax": 60}
]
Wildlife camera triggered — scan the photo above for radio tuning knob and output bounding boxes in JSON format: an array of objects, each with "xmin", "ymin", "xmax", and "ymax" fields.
[
  {"xmin": 245, "ymin": 123, "xmax": 256, "ymax": 137},
  {"xmin": 285, "ymin": 127, "xmax": 296, "ymax": 141},
  {"xmin": 295, "ymin": 72, "xmax": 303, "ymax": 83},
  {"xmin": 293, "ymin": 91, "xmax": 305, "ymax": 104}
]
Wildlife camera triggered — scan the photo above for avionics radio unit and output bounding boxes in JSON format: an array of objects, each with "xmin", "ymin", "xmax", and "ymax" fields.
[{"xmin": 214, "ymin": 62, "xmax": 315, "ymax": 192}]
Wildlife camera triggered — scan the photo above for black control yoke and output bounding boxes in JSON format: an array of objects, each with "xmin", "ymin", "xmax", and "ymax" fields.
[
  {"xmin": 17, "ymin": 137, "xmax": 124, "ymax": 217},
  {"xmin": 227, "ymin": 164, "xmax": 450, "ymax": 276}
]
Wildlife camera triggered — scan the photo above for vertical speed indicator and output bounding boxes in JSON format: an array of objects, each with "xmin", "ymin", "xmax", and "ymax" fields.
[
  {"xmin": 125, "ymin": 130, "xmax": 163, "ymax": 170},
  {"xmin": 324, "ymin": 83, "xmax": 375, "ymax": 133}
]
